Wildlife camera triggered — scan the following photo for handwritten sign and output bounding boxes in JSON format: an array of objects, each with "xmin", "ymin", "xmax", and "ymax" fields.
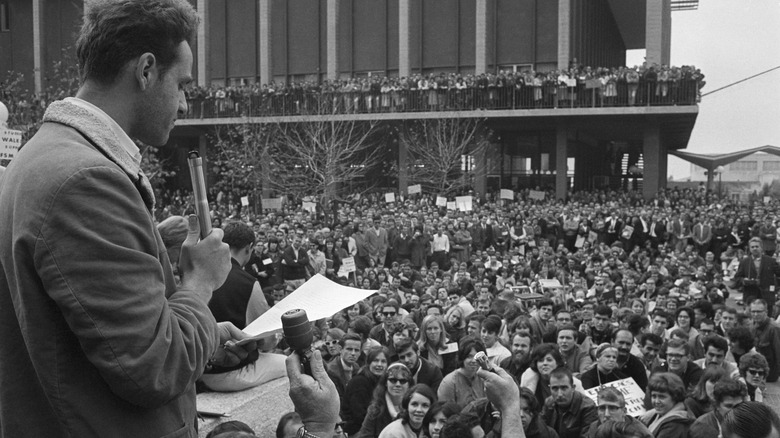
[
  {"xmin": 446, "ymin": 201, "xmax": 457, "ymax": 211},
  {"xmin": 339, "ymin": 257, "xmax": 356, "ymax": 276},
  {"xmin": 302, "ymin": 201, "xmax": 317, "ymax": 213},
  {"xmin": 529, "ymin": 190, "xmax": 545, "ymax": 201},
  {"xmin": 262, "ymin": 197, "xmax": 283, "ymax": 210},
  {"xmin": 456, "ymin": 196, "xmax": 473, "ymax": 212},
  {"xmin": 500, "ymin": 189, "xmax": 514, "ymax": 200},
  {"xmin": 241, "ymin": 196, "xmax": 249, "ymax": 207},
  {"xmin": 0, "ymin": 128, "xmax": 22, "ymax": 161},
  {"xmin": 436, "ymin": 196, "xmax": 447, "ymax": 207},
  {"xmin": 408, "ymin": 184, "xmax": 422, "ymax": 195},
  {"xmin": 583, "ymin": 378, "xmax": 646, "ymax": 417},
  {"xmin": 385, "ymin": 192, "xmax": 396, "ymax": 203}
]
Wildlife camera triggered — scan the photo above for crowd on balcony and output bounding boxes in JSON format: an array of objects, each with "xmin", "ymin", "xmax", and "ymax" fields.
[{"xmin": 184, "ymin": 63, "xmax": 706, "ymax": 119}]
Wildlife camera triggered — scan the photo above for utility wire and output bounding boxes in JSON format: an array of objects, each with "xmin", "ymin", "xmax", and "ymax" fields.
[{"xmin": 700, "ymin": 65, "xmax": 780, "ymax": 98}]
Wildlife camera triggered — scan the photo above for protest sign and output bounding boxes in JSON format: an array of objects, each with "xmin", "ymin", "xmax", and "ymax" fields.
[
  {"xmin": 575, "ymin": 235, "xmax": 585, "ymax": 248},
  {"xmin": 302, "ymin": 201, "xmax": 317, "ymax": 213},
  {"xmin": 529, "ymin": 190, "xmax": 545, "ymax": 200},
  {"xmin": 455, "ymin": 196, "xmax": 473, "ymax": 212},
  {"xmin": 583, "ymin": 378, "xmax": 646, "ymax": 417},
  {"xmin": 446, "ymin": 201, "xmax": 457, "ymax": 210},
  {"xmin": 339, "ymin": 257, "xmax": 356, "ymax": 276},
  {"xmin": 436, "ymin": 196, "xmax": 447, "ymax": 207},
  {"xmin": 407, "ymin": 184, "xmax": 421, "ymax": 195},
  {"xmin": 385, "ymin": 192, "xmax": 395, "ymax": 203},
  {"xmin": 240, "ymin": 196, "xmax": 249, "ymax": 207},
  {"xmin": 262, "ymin": 197, "xmax": 283, "ymax": 210},
  {"xmin": 0, "ymin": 128, "xmax": 22, "ymax": 162},
  {"xmin": 500, "ymin": 189, "xmax": 514, "ymax": 200},
  {"xmin": 242, "ymin": 274, "xmax": 376, "ymax": 338}
]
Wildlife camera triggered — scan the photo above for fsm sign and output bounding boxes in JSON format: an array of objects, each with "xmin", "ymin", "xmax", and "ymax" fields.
[{"xmin": 1, "ymin": 129, "xmax": 22, "ymax": 162}]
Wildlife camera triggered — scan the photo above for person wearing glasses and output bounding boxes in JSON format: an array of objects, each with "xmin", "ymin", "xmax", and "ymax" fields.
[
  {"xmin": 738, "ymin": 351, "xmax": 770, "ymax": 402},
  {"xmin": 357, "ymin": 363, "xmax": 413, "ymax": 438},
  {"xmin": 582, "ymin": 387, "xmax": 651, "ymax": 438},
  {"xmin": 369, "ymin": 299, "xmax": 401, "ymax": 347},
  {"xmin": 749, "ymin": 299, "xmax": 780, "ymax": 382}
]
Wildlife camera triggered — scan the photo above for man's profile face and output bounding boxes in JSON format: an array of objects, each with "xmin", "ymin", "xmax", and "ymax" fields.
[
  {"xmin": 398, "ymin": 347, "xmax": 418, "ymax": 370},
  {"xmin": 721, "ymin": 311, "xmax": 736, "ymax": 330},
  {"xmin": 466, "ymin": 320, "xmax": 480, "ymax": 335},
  {"xmin": 138, "ymin": 41, "xmax": 193, "ymax": 146}
]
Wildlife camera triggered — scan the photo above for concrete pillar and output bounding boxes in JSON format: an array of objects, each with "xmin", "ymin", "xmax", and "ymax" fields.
[
  {"xmin": 327, "ymin": 0, "xmax": 339, "ymax": 81},
  {"xmin": 32, "ymin": 0, "xmax": 43, "ymax": 94},
  {"xmin": 643, "ymin": 123, "xmax": 662, "ymax": 200},
  {"xmin": 198, "ymin": 133, "xmax": 209, "ymax": 188},
  {"xmin": 399, "ymin": 0, "xmax": 411, "ymax": 78},
  {"xmin": 555, "ymin": 127, "xmax": 568, "ymax": 201},
  {"xmin": 398, "ymin": 131, "xmax": 408, "ymax": 195},
  {"xmin": 645, "ymin": 0, "xmax": 671, "ymax": 66},
  {"xmin": 475, "ymin": 0, "xmax": 487, "ymax": 75},
  {"xmin": 196, "ymin": 0, "xmax": 210, "ymax": 87},
  {"xmin": 258, "ymin": 0, "xmax": 272, "ymax": 86},
  {"xmin": 557, "ymin": 0, "xmax": 571, "ymax": 70}
]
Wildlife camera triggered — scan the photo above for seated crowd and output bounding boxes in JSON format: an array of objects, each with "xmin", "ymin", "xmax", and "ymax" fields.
[
  {"xmin": 163, "ymin": 183, "xmax": 779, "ymax": 438},
  {"xmin": 182, "ymin": 62, "xmax": 705, "ymax": 119}
]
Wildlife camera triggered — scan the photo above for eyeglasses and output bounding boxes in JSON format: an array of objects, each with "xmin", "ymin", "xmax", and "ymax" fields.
[
  {"xmin": 388, "ymin": 378, "xmax": 409, "ymax": 385},
  {"xmin": 382, "ymin": 312, "xmax": 397, "ymax": 317},
  {"xmin": 324, "ymin": 341, "xmax": 338, "ymax": 346},
  {"xmin": 666, "ymin": 353, "xmax": 685, "ymax": 359},
  {"xmin": 557, "ymin": 317, "xmax": 572, "ymax": 322},
  {"xmin": 747, "ymin": 369, "xmax": 766, "ymax": 377}
]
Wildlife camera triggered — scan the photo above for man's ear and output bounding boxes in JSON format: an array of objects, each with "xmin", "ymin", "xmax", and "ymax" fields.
[{"xmin": 134, "ymin": 52, "xmax": 158, "ymax": 91}]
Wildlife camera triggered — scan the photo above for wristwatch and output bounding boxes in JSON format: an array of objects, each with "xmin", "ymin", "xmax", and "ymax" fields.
[{"xmin": 296, "ymin": 426, "xmax": 322, "ymax": 438}]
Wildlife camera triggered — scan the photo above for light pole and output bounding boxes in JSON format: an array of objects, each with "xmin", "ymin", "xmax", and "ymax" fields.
[{"xmin": 716, "ymin": 165, "xmax": 725, "ymax": 198}]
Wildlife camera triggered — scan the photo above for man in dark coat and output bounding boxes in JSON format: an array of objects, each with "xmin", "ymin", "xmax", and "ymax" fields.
[
  {"xmin": 734, "ymin": 237, "xmax": 780, "ymax": 315},
  {"xmin": 396, "ymin": 339, "xmax": 443, "ymax": 392}
]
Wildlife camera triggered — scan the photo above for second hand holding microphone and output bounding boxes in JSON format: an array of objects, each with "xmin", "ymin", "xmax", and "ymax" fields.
[
  {"xmin": 187, "ymin": 151, "xmax": 212, "ymax": 239},
  {"xmin": 281, "ymin": 309, "xmax": 315, "ymax": 376}
]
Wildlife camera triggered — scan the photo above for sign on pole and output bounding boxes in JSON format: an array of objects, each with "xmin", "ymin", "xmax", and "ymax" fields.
[
  {"xmin": 407, "ymin": 184, "xmax": 422, "ymax": 195},
  {"xmin": 500, "ymin": 189, "xmax": 514, "ymax": 200},
  {"xmin": 436, "ymin": 196, "xmax": 447, "ymax": 207},
  {"xmin": 0, "ymin": 128, "xmax": 22, "ymax": 162}
]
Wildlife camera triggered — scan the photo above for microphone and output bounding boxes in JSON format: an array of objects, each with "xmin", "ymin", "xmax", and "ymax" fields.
[{"xmin": 187, "ymin": 151, "xmax": 212, "ymax": 239}]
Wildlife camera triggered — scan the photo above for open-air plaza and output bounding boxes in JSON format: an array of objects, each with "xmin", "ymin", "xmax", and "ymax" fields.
[{"xmin": 1, "ymin": 1, "xmax": 780, "ymax": 437}]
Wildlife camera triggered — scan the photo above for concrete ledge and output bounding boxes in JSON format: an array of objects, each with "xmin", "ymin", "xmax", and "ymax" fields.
[{"xmin": 197, "ymin": 377, "xmax": 293, "ymax": 437}]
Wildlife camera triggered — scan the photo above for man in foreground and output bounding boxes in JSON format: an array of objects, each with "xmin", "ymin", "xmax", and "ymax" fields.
[{"xmin": 0, "ymin": 1, "xmax": 251, "ymax": 435}]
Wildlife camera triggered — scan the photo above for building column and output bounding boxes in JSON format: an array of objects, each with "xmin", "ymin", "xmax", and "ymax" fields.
[
  {"xmin": 643, "ymin": 123, "xmax": 663, "ymax": 200},
  {"xmin": 258, "ymin": 0, "xmax": 272, "ymax": 86},
  {"xmin": 196, "ymin": 0, "xmax": 210, "ymax": 87},
  {"xmin": 398, "ymin": 0, "xmax": 411, "ymax": 78},
  {"xmin": 32, "ymin": 0, "xmax": 44, "ymax": 94},
  {"xmin": 398, "ymin": 131, "xmax": 408, "ymax": 195},
  {"xmin": 198, "ymin": 133, "xmax": 209, "ymax": 188},
  {"xmin": 555, "ymin": 126, "xmax": 568, "ymax": 201},
  {"xmin": 327, "ymin": 0, "xmax": 339, "ymax": 81},
  {"xmin": 475, "ymin": 0, "xmax": 487, "ymax": 75},
  {"xmin": 645, "ymin": 0, "xmax": 671, "ymax": 66},
  {"xmin": 557, "ymin": 0, "xmax": 571, "ymax": 70}
]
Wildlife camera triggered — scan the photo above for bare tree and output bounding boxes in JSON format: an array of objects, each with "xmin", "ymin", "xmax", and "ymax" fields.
[{"xmin": 399, "ymin": 117, "xmax": 488, "ymax": 196}]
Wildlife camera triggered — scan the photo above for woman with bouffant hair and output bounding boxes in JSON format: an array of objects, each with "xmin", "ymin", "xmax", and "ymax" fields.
[{"xmin": 639, "ymin": 372, "xmax": 694, "ymax": 438}]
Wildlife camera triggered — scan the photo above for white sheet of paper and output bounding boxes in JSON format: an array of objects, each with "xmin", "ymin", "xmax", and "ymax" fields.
[
  {"xmin": 240, "ymin": 196, "xmax": 249, "ymax": 206},
  {"xmin": 436, "ymin": 196, "xmax": 447, "ymax": 207},
  {"xmin": 385, "ymin": 192, "xmax": 396, "ymax": 203},
  {"xmin": 408, "ymin": 184, "xmax": 422, "ymax": 195},
  {"xmin": 500, "ymin": 189, "xmax": 514, "ymax": 200},
  {"xmin": 243, "ymin": 274, "xmax": 376, "ymax": 338}
]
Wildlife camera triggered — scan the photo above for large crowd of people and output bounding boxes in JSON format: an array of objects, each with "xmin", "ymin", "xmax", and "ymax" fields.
[
  {"xmin": 183, "ymin": 63, "xmax": 705, "ymax": 119},
  {"xmin": 158, "ymin": 184, "xmax": 780, "ymax": 438}
]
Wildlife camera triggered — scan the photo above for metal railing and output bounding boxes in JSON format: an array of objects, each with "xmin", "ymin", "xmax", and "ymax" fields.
[{"xmin": 183, "ymin": 78, "xmax": 701, "ymax": 119}]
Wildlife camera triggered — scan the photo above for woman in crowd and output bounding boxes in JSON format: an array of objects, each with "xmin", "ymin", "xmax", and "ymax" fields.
[
  {"xmin": 332, "ymin": 301, "xmax": 370, "ymax": 332},
  {"xmin": 418, "ymin": 315, "xmax": 458, "ymax": 376},
  {"xmin": 320, "ymin": 327, "xmax": 345, "ymax": 363},
  {"xmin": 421, "ymin": 401, "xmax": 461, "ymax": 438},
  {"xmin": 581, "ymin": 343, "xmax": 628, "ymax": 390},
  {"xmin": 323, "ymin": 238, "xmax": 343, "ymax": 280},
  {"xmin": 378, "ymin": 384, "xmax": 436, "ymax": 438},
  {"xmin": 520, "ymin": 343, "xmax": 568, "ymax": 406},
  {"xmin": 684, "ymin": 366, "xmax": 728, "ymax": 417},
  {"xmin": 639, "ymin": 372, "xmax": 694, "ymax": 438},
  {"xmin": 358, "ymin": 363, "xmax": 413, "ymax": 438},
  {"xmin": 443, "ymin": 305, "xmax": 466, "ymax": 343},
  {"xmin": 343, "ymin": 346, "xmax": 391, "ymax": 435},
  {"xmin": 388, "ymin": 321, "xmax": 418, "ymax": 363},
  {"xmin": 665, "ymin": 307, "xmax": 699, "ymax": 342},
  {"xmin": 437, "ymin": 336, "xmax": 486, "ymax": 408},
  {"xmin": 739, "ymin": 351, "xmax": 770, "ymax": 401}
]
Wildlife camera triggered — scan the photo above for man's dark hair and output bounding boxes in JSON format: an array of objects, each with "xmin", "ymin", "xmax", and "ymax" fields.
[
  {"xmin": 439, "ymin": 413, "xmax": 482, "ymax": 438},
  {"xmin": 457, "ymin": 335, "xmax": 486, "ymax": 364},
  {"xmin": 702, "ymin": 334, "xmax": 728, "ymax": 353},
  {"xmin": 612, "ymin": 328, "xmax": 634, "ymax": 343},
  {"xmin": 692, "ymin": 300, "xmax": 715, "ymax": 320},
  {"xmin": 594, "ymin": 304, "xmax": 612, "ymax": 318},
  {"xmin": 339, "ymin": 332, "xmax": 362, "ymax": 348},
  {"xmin": 222, "ymin": 222, "xmax": 256, "ymax": 250},
  {"xmin": 640, "ymin": 332, "xmax": 663, "ymax": 348},
  {"xmin": 395, "ymin": 338, "xmax": 419, "ymax": 354},
  {"xmin": 712, "ymin": 379, "xmax": 747, "ymax": 405},
  {"xmin": 275, "ymin": 412, "xmax": 301, "ymax": 438},
  {"xmin": 549, "ymin": 366, "xmax": 574, "ymax": 385},
  {"xmin": 727, "ymin": 326, "xmax": 755, "ymax": 352},
  {"xmin": 625, "ymin": 314, "xmax": 650, "ymax": 337},
  {"xmin": 482, "ymin": 315, "xmax": 502, "ymax": 334},
  {"xmin": 722, "ymin": 401, "xmax": 780, "ymax": 438},
  {"xmin": 77, "ymin": 0, "xmax": 199, "ymax": 84}
]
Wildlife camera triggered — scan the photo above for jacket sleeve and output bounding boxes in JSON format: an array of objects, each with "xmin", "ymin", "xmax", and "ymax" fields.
[{"xmin": 37, "ymin": 166, "xmax": 220, "ymax": 408}]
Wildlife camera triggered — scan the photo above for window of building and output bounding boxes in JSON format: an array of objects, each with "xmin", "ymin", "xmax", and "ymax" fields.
[
  {"xmin": 763, "ymin": 161, "xmax": 780, "ymax": 171},
  {"xmin": 1, "ymin": 3, "xmax": 10, "ymax": 32},
  {"xmin": 730, "ymin": 161, "xmax": 757, "ymax": 171}
]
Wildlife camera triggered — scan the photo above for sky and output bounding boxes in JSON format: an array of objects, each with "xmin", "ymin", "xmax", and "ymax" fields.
[{"xmin": 627, "ymin": 0, "xmax": 780, "ymax": 180}]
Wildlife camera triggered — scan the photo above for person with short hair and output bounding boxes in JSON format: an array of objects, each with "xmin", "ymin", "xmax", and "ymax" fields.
[
  {"xmin": 582, "ymin": 387, "xmax": 651, "ymax": 438},
  {"xmin": 738, "ymin": 351, "xmax": 770, "ymax": 402},
  {"xmin": 556, "ymin": 324, "xmax": 593, "ymax": 378},
  {"xmin": 437, "ymin": 336, "xmax": 486, "ymax": 408},
  {"xmin": 734, "ymin": 237, "xmax": 780, "ymax": 315},
  {"xmin": 693, "ymin": 334, "xmax": 740, "ymax": 379},
  {"xmin": 722, "ymin": 401, "xmax": 780, "ymax": 438},
  {"xmin": 377, "ymin": 383, "xmax": 437, "ymax": 438},
  {"xmin": 541, "ymin": 367, "xmax": 598, "ymax": 438},
  {"xmin": 650, "ymin": 338, "xmax": 704, "ymax": 394},
  {"xmin": 637, "ymin": 333, "xmax": 664, "ymax": 375},
  {"xmin": 688, "ymin": 378, "xmax": 747, "ymax": 438},
  {"xmin": 481, "ymin": 315, "xmax": 511, "ymax": 367},
  {"xmin": 639, "ymin": 372, "xmax": 694, "ymax": 438},
  {"xmin": 327, "ymin": 332, "xmax": 363, "ymax": 400},
  {"xmin": 395, "ymin": 339, "xmax": 443, "ymax": 392},
  {"xmin": 749, "ymin": 299, "xmax": 780, "ymax": 382}
]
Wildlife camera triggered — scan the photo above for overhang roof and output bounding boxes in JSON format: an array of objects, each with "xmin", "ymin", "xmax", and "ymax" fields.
[{"xmin": 669, "ymin": 145, "xmax": 780, "ymax": 170}]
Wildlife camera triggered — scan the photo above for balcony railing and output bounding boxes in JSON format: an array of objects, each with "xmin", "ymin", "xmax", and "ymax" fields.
[{"xmin": 183, "ymin": 78, "xmax": 701, "ymax": 120}]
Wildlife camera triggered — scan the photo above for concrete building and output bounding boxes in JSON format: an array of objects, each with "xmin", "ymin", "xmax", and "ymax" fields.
[
  {"xmin": 682, "ymin": 147, "xmax": 780, "ymax": 201},
  {"xmin": 1, "ymin": 0, "xmax": 700, "ymax": 200}
]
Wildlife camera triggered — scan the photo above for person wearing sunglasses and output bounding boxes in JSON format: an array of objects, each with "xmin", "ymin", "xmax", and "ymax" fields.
[
  {"xmin": 738, "ymin": 351, "xmax": 770, "ymax": 402},
  {"xmin": 357, "ymin": 363, "xmax": 413, "ymax": 438}
]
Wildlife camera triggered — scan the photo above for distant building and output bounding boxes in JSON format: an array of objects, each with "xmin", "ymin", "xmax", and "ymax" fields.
[{"xmin": 689, "ymin": 151, "xmax": 780, "ymax": 200}]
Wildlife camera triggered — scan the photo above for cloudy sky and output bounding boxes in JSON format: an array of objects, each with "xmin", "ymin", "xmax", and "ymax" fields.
[{"xmin": 628, "ymin": 0, "xmax": 780, "ymax": 179}]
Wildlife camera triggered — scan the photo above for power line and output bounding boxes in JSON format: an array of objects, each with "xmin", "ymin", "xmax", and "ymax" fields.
[{"xmin": 700, "ymin": 65, "xmax": 780, "ymax": 98}]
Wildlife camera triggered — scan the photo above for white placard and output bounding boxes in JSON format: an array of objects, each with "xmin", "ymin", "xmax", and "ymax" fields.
[
  {"xmin": 436, "ymin": 196, "xmax": 447, "ymax": 207},
  {"xmin": 385, "ymin": 192, "xmax": 396, "ymax": 203},
  {"xmin": 529, "ymin": 190, "xmax": 545, "ymax": 200},
  {"xmin": 446, "ymin": 201, "xmax": 457, "ymax": 210},
  {"xmin": 339, "ymin": 257, "xmax": 356, "ymax": 276},
  {"xmin": 240, "ymin": 196, "xmax": 249, "ymax": 206},
  {"xmin": 242, "ymin": 274, "xmax": 376, "ymax": 338},
  {"xmin": 583, "ymin": 378, "xmax": 646, "ymax": 417},
  {"xmin": 0, "ymin": 128, "xmax": 22, "ymax": 162},
  {"xmin": 408, "ymin": 184, "xmax": 422, "ymax": 195},
  {"xmin": 455, "ymin": 195, "xmax": 473, "ymax": 212},
  {"xmin": 500, "ymin": 189, "xmax": 514, "ymax": 200},
  {"xmin": 262, "ymin": 197, "xmax": 283, "ymax": 210},
  {"xmin": 302, "ymin": 201, "xmax": 317, "ymax": 213}
]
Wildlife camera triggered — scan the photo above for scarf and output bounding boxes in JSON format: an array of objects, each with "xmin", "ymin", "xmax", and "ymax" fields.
[
  {"xmin": 43, "ymin": 100, "xmax": 156, "ymax": 212},
  {"xmin": 385, "ymin": 392, "xmax": 401, "ymax": 419}
]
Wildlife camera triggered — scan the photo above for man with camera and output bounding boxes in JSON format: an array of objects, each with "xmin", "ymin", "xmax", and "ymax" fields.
[{"xmin": 734, "ymin": 237, "xmax": 780, "ymax": 316}]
